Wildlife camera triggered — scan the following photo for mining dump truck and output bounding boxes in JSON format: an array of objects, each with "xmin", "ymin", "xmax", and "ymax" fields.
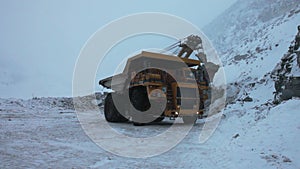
[{"xmin": 99, "ymin": 35, "xmax": 211, "ymax": 125}]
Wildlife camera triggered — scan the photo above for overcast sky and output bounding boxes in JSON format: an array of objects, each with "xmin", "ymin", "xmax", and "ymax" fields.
[{"xmin": 0, "ymin": 0, "xmax": 237, "ymax": 98}]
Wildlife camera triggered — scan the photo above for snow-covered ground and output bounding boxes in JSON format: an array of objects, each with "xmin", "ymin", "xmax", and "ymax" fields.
[
  {"xmin": 0, "ymin": 96, "xmax": 299, "ymax": 168},
  {"xmin": 1, "ymin": 0, "xmax": 300, "ymax": 168}
]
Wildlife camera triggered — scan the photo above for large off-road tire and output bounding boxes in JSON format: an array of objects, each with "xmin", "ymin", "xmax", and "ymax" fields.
[
  {"xmin": 153, "ymin": 116, "xmax": 164, "ymax": 122},
  {"xmin": 130, "ymin": 86, "xmax": 150, "ymax": 111},
  {"xmin": 133, "ymin": 116, "xmax": 164, "ymax": 126},
  {"xmin": 104, "ymin": 93, "xmax": 128, "ymax": 123},
  {"xmin": 130, "ymin": 87, "xmax": 151, "ymax": 125},
  {"xmin": 130, "ymin": 86, "xmax": 166, "ymax": 125},
  {"xmin": 182, "ymin": 116, "xmax": 197, "ymax": 124}
]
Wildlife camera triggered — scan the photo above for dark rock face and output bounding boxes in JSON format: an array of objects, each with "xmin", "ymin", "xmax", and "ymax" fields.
[
  {"xmin": 271, "ymin": 51, "xmax": 300, "ymax": 102},
  {"xmin": 243, "ymin": 96, "xmax": 253, "ymax": 102}
]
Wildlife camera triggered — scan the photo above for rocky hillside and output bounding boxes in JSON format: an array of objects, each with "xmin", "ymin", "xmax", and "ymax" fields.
[
  {"xmin": 203, "ymin": 0, "xmax": 300, "ymax": 102},
  {"xmin": 200, "ymin": 1, "xmax": 300, "ymax": 168},
  {"xmin": 204, "ymin": 0, "xmax": 300, "ymax": 56}
]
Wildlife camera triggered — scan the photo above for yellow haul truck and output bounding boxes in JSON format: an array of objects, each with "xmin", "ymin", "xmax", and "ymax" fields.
[{"xmin": 99, "ymin": 35, "xmax": 211, "ymax": 125}]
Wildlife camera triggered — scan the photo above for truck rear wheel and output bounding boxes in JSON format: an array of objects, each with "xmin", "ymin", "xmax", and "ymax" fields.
[{"xmin": 104, "ymin": 93, "xmax": 128, "ymax": 123}]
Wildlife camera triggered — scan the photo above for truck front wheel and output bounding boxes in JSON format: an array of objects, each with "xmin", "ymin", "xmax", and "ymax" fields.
[{"xmin": 130, "ymin": 86, "xmax": 151, "ymax": 125}]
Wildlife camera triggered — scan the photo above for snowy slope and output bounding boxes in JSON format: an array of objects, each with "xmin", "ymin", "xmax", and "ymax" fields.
[
  {"xmin": 204, "ymin": 0, "xmax": 300, "ymax": 84},
  {"xmin": 202, "ymin": 0, "xmax": 300, "ymax": 105},
  {"xmin": 200, "ymin": 0, "xmax": 300, "ymax": 168}
]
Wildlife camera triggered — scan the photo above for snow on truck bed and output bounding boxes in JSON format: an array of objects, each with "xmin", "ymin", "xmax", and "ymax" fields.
[{"xmin": 0, "ymin": 96, "xmax": 299, "ymax": 169}]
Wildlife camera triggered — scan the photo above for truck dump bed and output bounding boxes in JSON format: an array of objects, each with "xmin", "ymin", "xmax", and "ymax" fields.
[{"xmin": 99, "ymin": 51, "xmax": 201, "ymax": 89}]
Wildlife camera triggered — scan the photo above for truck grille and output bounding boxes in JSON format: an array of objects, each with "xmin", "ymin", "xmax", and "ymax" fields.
[
  {"xmin": 176, "ymin": 87, "xmax": 198, "ymax": 109},
  {"xmin": 181, "ymin": 100, "xmax": 196, "ymax": 109},
  {"xmin": 177, "ymin": 87, "xmax": 197, "ymax": 98}
]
